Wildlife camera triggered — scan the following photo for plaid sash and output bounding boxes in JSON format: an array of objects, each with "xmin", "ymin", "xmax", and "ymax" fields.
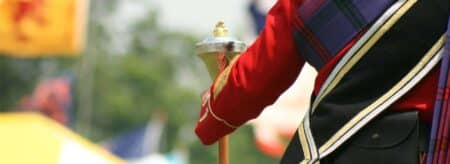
[
  {"xmin": 293, "ymin": 0, "xmax": 396, "ymax": 69},
  {"xmin": 290, "ymin": 0, "xmax": 449, "ymax": 163},
  {"xmin": 427, "ymin": 16, "xmax": 450, "ymax": 164}
]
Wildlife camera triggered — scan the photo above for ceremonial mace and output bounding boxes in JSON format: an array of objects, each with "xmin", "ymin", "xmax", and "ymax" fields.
[{"xmin": 196, "ymin": 21, "xmax": 247, "ymax": 164}]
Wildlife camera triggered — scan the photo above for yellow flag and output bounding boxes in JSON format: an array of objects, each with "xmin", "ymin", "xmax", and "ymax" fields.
[{"xmin": 0, "ymin": 0, "xmax": 87, "ymax": 57}]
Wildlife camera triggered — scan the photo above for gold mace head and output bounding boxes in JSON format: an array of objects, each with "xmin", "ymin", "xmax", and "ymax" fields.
[
  {"xmin": 213, "ymin": 21, "xmax": 228, "ymax": 37},
  {"xmin": 196, "ymin": 21, "xmax": 247, "ymax": 79}
]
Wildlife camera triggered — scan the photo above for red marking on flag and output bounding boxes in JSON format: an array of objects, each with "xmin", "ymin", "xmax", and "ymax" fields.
[{"xmin": 12, "ymin": 0, "xmax": 47, "ymax": 41}]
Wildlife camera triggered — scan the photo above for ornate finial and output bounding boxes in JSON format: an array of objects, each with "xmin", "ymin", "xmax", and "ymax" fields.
[{"xmin": 213, "ymin": 21, "xmax": 228, "ymax": 37}]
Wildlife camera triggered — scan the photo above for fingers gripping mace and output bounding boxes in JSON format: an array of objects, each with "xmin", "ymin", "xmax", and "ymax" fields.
[{"xmin": 196, "ymin": 21, "xmax": 247, "ymax": 164}]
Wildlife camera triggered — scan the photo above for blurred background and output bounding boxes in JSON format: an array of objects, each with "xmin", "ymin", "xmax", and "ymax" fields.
[{"xmin": 0, "ymin": 0, "xmax": 316, "ymax": 163}]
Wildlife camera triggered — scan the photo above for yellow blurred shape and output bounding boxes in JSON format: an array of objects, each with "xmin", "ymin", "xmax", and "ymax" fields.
[
  {"xmin": 0, "ymin": 0, "xmax": 87, "ymax": 57},
  {"xmin": 0, "ymin": 113, "xmax": 124, "ymax": 164}
]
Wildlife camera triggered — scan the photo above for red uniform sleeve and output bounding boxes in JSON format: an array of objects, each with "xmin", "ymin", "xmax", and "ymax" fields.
[{"xmin": 195, "ymin": 0, "xmax": 306, "ymax": 145}]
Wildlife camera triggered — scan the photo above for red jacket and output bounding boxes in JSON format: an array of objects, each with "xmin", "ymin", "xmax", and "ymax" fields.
[{"xmin": 195, "ymin": 0, "xmax": 438, "ymax": 145}]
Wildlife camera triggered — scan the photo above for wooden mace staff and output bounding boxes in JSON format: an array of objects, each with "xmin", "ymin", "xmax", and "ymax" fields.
[{"xmin": 196, "ymin": 21, "xmax": 247, "ymax": 164}]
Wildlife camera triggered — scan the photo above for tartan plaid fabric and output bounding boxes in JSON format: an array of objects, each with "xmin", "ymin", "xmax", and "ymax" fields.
[
  {"xmin": 292, "ymin": 0, "xmax": 395, "ymax": 69},
  {"xmin": 293, "ymin": 0, "xmax": 450, "ymax": 163},
  {"xmin": 427, "ymin": 17, "xmax": 450, "ymax": 164}
]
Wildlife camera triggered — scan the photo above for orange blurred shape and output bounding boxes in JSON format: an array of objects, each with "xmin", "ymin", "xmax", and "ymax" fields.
[{"xmin": 0, "ymin": 0, "xmax": 87, "ymax": 57}]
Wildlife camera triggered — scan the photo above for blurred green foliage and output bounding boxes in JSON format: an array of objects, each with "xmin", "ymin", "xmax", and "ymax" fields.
[
  {"xmin": 0, "ymin": 57, "xmax": 40, "ymax": 110},
  {"xmin": 0, "ymin": 0, "xmax": 279, "ymax": 163}
]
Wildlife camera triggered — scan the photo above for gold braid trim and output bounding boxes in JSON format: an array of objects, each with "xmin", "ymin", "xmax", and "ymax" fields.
[
  {"xmin": 212, "ymin": 56, "xmax": 241, "ymax": 100},
  {"xmin": 198, "ymin": 56, "xmax": 241, "ymax": 128},
  {"xmin": 207, "ymin": 97, "xmax": 238, "ymax": 129},
  {"xmin": 198, "ymin": 92, "xmax": 238, "ymax": 129},
  {"xmin": 299, "ymin": 0, "xmax": 418, "ymax": 162}
]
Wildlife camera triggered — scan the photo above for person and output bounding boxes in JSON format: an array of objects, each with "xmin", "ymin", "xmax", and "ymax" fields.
[{"xmin": 194, "ymin": 0, "xmax": 449, "ymax": 163}]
